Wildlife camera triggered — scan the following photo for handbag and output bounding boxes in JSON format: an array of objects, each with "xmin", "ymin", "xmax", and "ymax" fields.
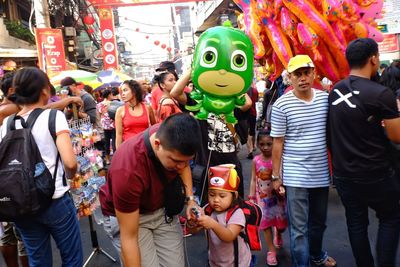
[{"xmin": 143, "ymin": 129, "xmax": 186, "ymax": 221}]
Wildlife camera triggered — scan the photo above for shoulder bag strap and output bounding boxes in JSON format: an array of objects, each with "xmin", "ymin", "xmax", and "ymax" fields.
[
  {"xmin": 143, "ymin": 129, "xmax": 168, "ymax": 185},
  {"xmin": 48, "ymin": 109, "xmax": 66, "ymax": 186},
  {"xmin": 6, "ymin": 114, "xmax": 17, "ymax": 132},
  {"xmin": 25, "ymin": 108, "xmax": 45, "ymax": 128},
  {"xmin": 225, "ymin": 122, "xmax": 239, "ymax": 146},
  {"xmin": 225, "ymin": 204, "xmax": 241, "ymax": 267},
  {"xmin": 233, "ymin": 239, "xmax": 239, "ymax": 267}
]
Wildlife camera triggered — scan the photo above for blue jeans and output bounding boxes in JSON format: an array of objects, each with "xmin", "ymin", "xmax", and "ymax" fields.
[
  {"xmin": 334, "ymin": 174, "xmax": 400, "ymax": 267},
  {"xmin": 286, "ymin": 186, "xmax": 329, "ymax": 267},
  {"xmin": 15, "ymin": 193, "xmax": 83, "ymax": 267}
]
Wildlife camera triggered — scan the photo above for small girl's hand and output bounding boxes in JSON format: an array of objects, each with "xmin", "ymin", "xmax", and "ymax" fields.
[
  {"xmin": 278, "ymin": 186, "xmax": 285, "ymax": 196},
  {"xmin": 197, "ymin": 215, "xmax": 216, "ymax": 230}
]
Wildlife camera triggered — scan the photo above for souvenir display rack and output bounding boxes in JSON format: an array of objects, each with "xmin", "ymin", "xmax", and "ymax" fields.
[
  {"xmin": 68, "ymin": 117, "xmax": 105, "ymax": 217},
  {"xmin": 68, "ymin": 116, "xmax": 117, "ymax": 266}
]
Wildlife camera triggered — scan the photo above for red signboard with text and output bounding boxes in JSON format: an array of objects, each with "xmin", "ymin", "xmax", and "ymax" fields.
[
  {"xmin": 35, "ymin": 28, "xmax": 66, "ymax": 78},
  {"xmin": 99, "ymin": 8, "xmax": 119, "ymax": 70},
  {"xmin": 378, "ymin": 34, "xmax": 400, "ymax": 53},
  {"xmin": 88, "ymin": 0, "xmax": 212, "ymax": 7}
]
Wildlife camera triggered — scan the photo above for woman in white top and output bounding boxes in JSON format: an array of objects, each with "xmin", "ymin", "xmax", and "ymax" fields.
[{"xmin": 0, "ymin": 67, "xmax": 83, "ymax": 266}]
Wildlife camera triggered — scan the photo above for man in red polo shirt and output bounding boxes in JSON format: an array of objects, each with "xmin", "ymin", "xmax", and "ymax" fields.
[{"xmin": 101, "ymin": 113, "xmax": 201, "ymax": 267}]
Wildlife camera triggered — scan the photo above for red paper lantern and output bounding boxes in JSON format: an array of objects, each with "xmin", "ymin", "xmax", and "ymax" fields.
[
  {"xmin": 83, "ymin": 14, "xmax": 95, "ymax": 25},
  {"xmin": 145, "ymin": 35, "xmax": 149, "ymax": 39},
  {"xmin": 154, "ymin": 40, "xmax": 160, "ymax": 46},
  {"xmin": 167, "ymin": 47, "xmax": 172, "ymax": 53},
  {"xmin": 161, "ymin": 44, "xmax": 167, "ymax": 49},
  {"xmin": 87, "ymin": 27, "xmax": 94, "ymax": 34}
]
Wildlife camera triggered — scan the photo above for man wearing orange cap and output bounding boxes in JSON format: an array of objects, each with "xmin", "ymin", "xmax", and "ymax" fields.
[{"xmin": 270, "ymin": 55, "xmax": 336, "ymax": 266}]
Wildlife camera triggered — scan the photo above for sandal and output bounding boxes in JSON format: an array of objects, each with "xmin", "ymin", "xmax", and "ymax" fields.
[
  {"xmin": 313, "ymin": 256, "xmax": 337, "ymax": 267},
  {"xmin": 323, "ymin": 256, "xmax": 337, "ymax": 267},
  {"xmin": 266, "ymin": 251, "xmax": 278, "ymax": 266}
]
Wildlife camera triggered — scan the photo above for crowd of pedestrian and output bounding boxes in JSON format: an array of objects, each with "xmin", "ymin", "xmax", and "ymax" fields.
[{"xmin": 0, "ymin": 37, "xmax": 399, "ymax": 267}]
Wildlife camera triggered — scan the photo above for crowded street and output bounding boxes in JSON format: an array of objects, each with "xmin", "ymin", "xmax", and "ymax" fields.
[{"xmin": 1, "ymin": 149, "xmax": 398, "ymax": 266}]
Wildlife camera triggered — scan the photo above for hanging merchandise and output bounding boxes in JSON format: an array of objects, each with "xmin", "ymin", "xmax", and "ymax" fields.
[
  {"xmin": 233, "ymin": 0, "xmax": 384, "ymax": 83},
  {"xmin": 68, "ymin": 117, "xmax": 106, "ymax": 218}
]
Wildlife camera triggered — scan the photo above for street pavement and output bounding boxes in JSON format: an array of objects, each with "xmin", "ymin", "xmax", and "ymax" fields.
[{"xmin": 1, "ymin": 148, "xmax": 399, "ymax": 267}]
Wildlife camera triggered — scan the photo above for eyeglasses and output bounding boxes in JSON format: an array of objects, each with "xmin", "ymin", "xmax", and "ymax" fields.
[{"xmin": 291, "ymin": 68, "xmax": 314, "ymax": 79}]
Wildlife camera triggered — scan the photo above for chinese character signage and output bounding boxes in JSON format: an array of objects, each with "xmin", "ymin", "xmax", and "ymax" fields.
[
  {"xmin": 88, "ymin": 0, "xmax": 211, "ymax": 7},
  {"xmin": 35, "ymin": 28, "xmax": 66, "ymax": 77},
  {"xmin": 99, "ymin": 8, "xmax": 119, "ymax": 70}
]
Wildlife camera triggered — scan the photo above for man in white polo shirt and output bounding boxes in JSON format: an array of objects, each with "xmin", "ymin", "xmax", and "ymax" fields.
[{"xmin": 271, "ymin": 55, "xmax": 336, "ymax": 267}]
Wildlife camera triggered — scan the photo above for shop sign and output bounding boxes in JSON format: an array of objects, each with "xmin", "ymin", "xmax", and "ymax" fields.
[
  {"xmin": 35, "ymin": 28, "xmax": 67, "ymax": 77},
  {"xmin": 99, "ymin": 8, "xmax": 119, "ymax": 70},
  {"xmin": 378, "ymin": 34, "xmax": 399, "ymax": 53}
]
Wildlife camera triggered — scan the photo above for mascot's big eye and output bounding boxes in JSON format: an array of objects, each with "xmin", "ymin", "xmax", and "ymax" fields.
[
  {"xmin": 200, "ymin": 47, "xmax": 218, "ymax": 68},
  {"xmin": 231, "ymin": 50, "xmax": 247, "ymax": 71}
]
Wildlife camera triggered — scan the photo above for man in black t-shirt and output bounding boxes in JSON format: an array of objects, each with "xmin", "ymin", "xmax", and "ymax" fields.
[{"xmin": 328, "ymin": 38, "xmax": 400, "ymax": 267}]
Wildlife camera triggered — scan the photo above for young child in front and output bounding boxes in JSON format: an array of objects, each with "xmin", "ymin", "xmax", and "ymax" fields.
[
  {"xmin": 188, "ymin": 164, "xmax": 252, "ymax": 267},
  {"xmin": 249, "ymin": 129, "xmax": 288, "ymax": 266}
]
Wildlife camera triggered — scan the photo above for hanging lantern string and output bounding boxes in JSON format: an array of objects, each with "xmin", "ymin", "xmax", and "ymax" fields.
[
  {"xmin": 118, "ymin": 26, "xmax": 170, "ymax": 35},
  {"xmin": 122, "ymin": 16, "xmax": 177, "ymax": 28}
]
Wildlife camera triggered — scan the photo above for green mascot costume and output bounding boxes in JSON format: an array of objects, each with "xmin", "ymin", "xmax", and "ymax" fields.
[{"xmin": 186, "ymin": 21, "xmax": 254, "ymax": 124}]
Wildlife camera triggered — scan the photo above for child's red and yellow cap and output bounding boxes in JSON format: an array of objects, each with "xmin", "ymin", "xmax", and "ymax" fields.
[{"xmin": 208, "ymin": 164, "xmax": 240, "ymax": 192}]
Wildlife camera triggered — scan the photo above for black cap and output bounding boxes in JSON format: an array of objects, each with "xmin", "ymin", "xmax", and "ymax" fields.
[{"xmin": 60, "ymin": 77, "xmax": 77, "ymax": 87}]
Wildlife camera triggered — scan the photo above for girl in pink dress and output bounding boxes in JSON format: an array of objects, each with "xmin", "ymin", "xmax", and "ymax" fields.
[{"xmin": 249, "ymin": 129, "xmax": 287, "ymax": 266}]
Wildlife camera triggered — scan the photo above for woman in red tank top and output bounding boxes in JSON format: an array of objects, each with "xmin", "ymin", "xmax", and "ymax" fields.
[
  {"xmin": 115, "ymin": 80, "xmax": 156, "ymax": 149},
  {"xmin": 153, "ymin": 70, "xmax": 182, "ymax": 122}
]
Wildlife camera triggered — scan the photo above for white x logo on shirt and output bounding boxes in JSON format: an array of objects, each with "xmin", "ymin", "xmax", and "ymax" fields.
[{"xmin": 332, "ymin": 89, "xmax": 359, "ymax": 108}]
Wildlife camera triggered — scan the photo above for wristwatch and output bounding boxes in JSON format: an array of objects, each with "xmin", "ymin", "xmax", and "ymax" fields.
[
  {"xmin": 185, "ymin": 195, "xmax": 195, "ymax": 203},
  {"xmin": 271, "ymin": 175, "xmax": 281, "ymax": 181}
]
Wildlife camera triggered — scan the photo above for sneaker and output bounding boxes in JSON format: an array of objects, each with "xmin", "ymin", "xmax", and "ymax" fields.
[
  {"xmin": 266, "ymin": 251, "xmax": 278, "ymax": 266},
  {"xmin": 273, "ymin": 227, "xmax": 283, "ymax": 248}
]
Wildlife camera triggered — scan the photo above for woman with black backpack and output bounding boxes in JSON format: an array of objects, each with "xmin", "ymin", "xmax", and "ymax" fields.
[{"xmin": 0, "ymin": 67, "xmax": 83, "ymax": 266}]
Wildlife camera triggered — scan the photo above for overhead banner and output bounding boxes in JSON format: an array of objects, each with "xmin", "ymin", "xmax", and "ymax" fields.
[
  {"xmin": 99, "ymin": 7, "xmax": 119, "ymax": 70},
  {"xmin": 35, "ymin": 28, "xmax": 66, "ymax": 78},
  {"xmin": 88, "ymin": 0, "xmax": 212, "ymax": 7}
]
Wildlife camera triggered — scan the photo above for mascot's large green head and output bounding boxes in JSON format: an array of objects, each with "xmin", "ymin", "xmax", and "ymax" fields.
[{"xmin": 192, "ymin": 23, "xmax": 254, "ymax": 98}]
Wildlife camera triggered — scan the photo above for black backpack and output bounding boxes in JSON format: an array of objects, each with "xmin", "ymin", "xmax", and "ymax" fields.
[{"xmin": 0, "ymin": 109, "xmax": 61, "ymax": 221}]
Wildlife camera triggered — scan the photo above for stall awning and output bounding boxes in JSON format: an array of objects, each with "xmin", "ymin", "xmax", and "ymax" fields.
[{"xmin": 0, "ymin": 47, "xmax": 37, "ymax": 58}]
